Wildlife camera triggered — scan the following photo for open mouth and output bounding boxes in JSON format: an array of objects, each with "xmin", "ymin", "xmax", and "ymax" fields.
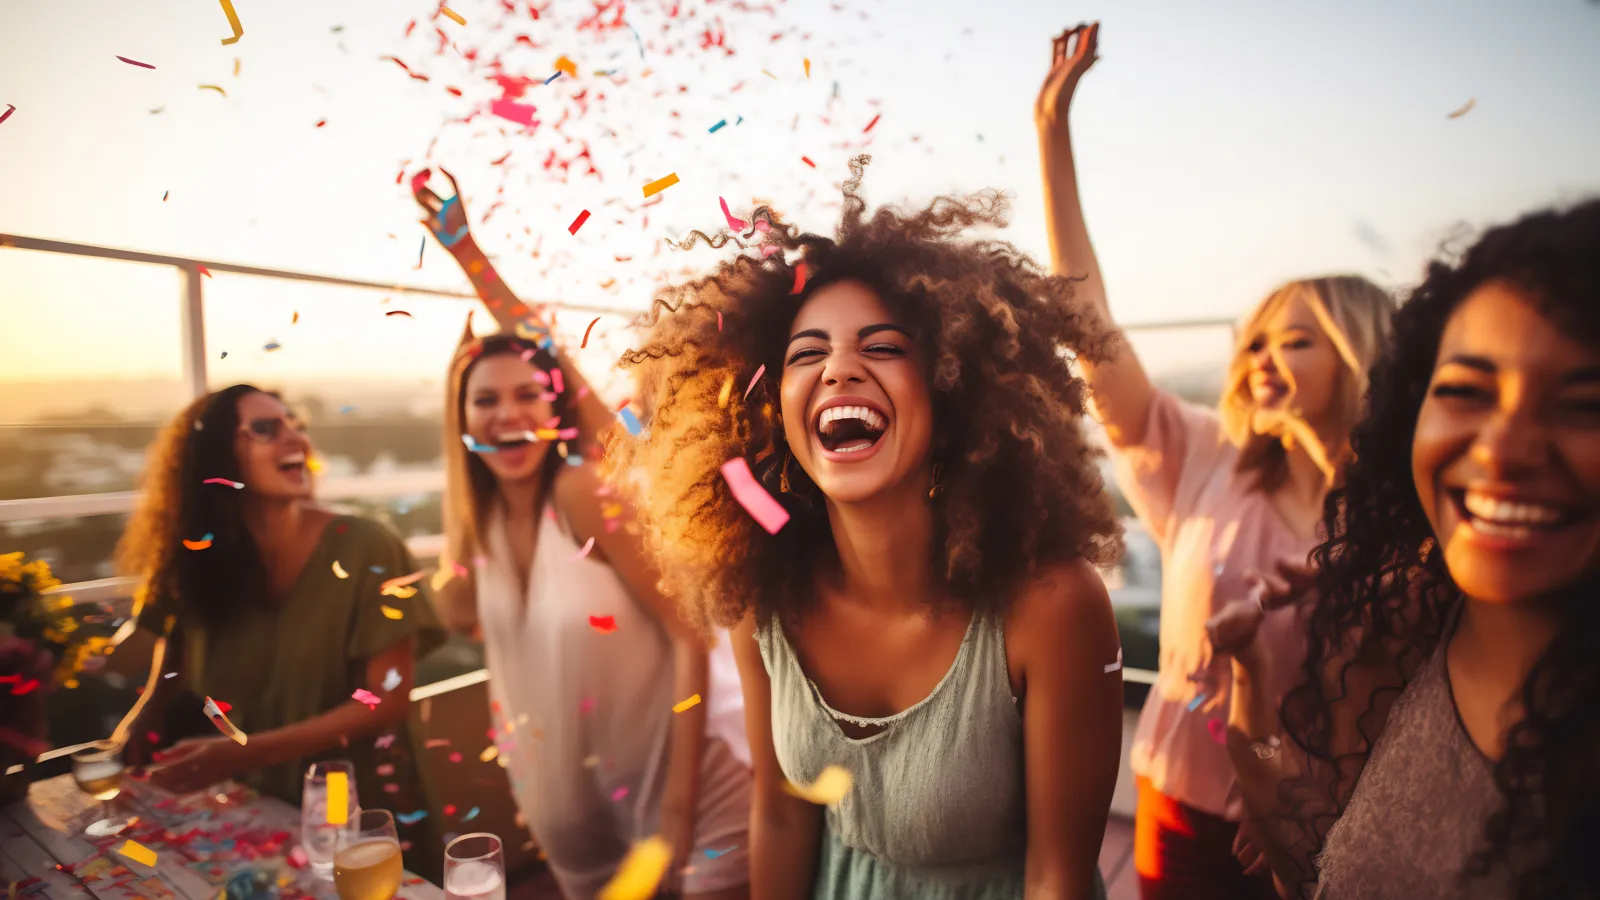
[
  {"xmin": 277, "ymin": 452, "xmax": 307, "ymax": 477},
  {"xmin": 816, "ymin": 405, "xmax": 888, "ymax": 454},
  {"xmin": 1451, "ymin": 489, "xmax": 1580, "ymax": 542},
  {"xmin": 492, "ymin": 430, "xmax": 538, "ymax": 449}
]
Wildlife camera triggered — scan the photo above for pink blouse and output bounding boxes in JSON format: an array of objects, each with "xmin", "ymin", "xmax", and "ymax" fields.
[{"xmin": 1112, "ymin": 390, "xmax": 1316, "ymax": 819}]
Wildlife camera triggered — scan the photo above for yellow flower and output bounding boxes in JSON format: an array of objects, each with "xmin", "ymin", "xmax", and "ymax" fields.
[{"xmin": 0, "ymin": 551, "xmax": 23, "ymax": 584}]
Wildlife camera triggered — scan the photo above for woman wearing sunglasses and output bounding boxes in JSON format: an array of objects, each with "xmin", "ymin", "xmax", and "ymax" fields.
[{"xmin": 114, "ymin": 385, "xmax": 445, "ymax": 831}]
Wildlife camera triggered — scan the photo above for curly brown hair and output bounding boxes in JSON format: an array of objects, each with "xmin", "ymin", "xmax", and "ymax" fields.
[{"xmin": 609, "ymin": 156, "xmax": 1123, "ymax": 630}]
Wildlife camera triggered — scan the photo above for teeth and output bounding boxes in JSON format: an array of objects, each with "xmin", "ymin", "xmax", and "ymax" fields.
[
  {"xmin": 494, "ymin": 431, "xmax": 538, "ymax": 444},
  {"xmin": 818, "ymin": 405, "xmax": 887, "ymax": 434},
  {"xmin": 1462, "ymin": 491, "xmax": 1565, "ymax": 525},
  {"xmin": 278, "ymin": 453, "xmax": 306, "ymax": 466}
]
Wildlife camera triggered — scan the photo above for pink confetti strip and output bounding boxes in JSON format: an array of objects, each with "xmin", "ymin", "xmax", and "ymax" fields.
[
  {"xmin": 551, "ymin": 368, "xmax": 564, "ymax": 394},
  {"xmin": 203, "ymin": 477, "xmax": 245, "ymax": 489},
  {"xmin": 0, "ymin": 104, "xmax": 14, "ymax": 125},
  {"xmin": 352, "ymin": 689, "xmax": 383, "ymax": 709},
  {"xmin": 720, "ymin": 458, "xmax": 789, "ymax": 535},
  {"xmin": 572, "ymin": 537, "xmax": 595, "ymax": 560},
  {"xmin": 718, "ymin": 196, "xmax": 748, "ymax": 231},
  {"xmin": 490, "ymin": 98, "xmax": 538, "ymax": 127},
  {"xmin": 116, "ymin": 56, "xmax": 156, "ymax": 69},
  {"xmin": 743, "ymin": 364, "xmax": 765, "ymax": 400}
]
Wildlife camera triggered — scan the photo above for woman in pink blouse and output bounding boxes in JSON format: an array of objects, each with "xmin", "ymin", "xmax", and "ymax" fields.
[{"xmin": 1035, "ymin": 23, "xmax": 1394, "ymax": 900}]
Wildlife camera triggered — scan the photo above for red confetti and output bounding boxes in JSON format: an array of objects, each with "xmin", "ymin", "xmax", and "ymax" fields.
[
  {"xmin": 11, "ymin": 679, "xmax": 40, "ymax": 696},
  {"xmin": 581, "ymin": 316, "xmax": 601, "ymax": 348},
  {"xmin": 385, "ymin": 310, "xmax": 414, "ymax": 318},
  {"xmin": 863, "ymin": 114, "xmax": 881, "ymax": 133},
  {"xmin": 315, "ymin": 119, "xmax": 327, "ymax": 128},
  {"xmin": 589, "ymin": 615, "xmax": 617, "ymax": 634},
  {"xmin": 409, "ymin": 168, "xmax": 432, "ymax": 195},
  {"xmin": 801, "ymin": 156, "xmax": 816, "ymax": 168},
  {"xmin": 213, "ymin": 700, "xmax": 233, "ymax": 713},
  {"xmin": 0, "ymin": 104, "xmax": 14, "ymax": 125},
  {"xmin": 197, "ymin": 265, "xmax": 213, "ymax": 278},
  {"xmin": 791, "ymin": 261, "xmax": 808, "ymax": 294},
  {"xmin": 569, "ymin": 209, "xmax": 591, "ymax": 234},
  {"xmin": 116, "ymin": 56, "xmax": 156, "ymax": 69}
]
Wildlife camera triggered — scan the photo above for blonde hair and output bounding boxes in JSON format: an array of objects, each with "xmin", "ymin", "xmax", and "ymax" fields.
[{"xmin": 1220, "ymin": 275, "xmax": 1394, "ymax": 491}]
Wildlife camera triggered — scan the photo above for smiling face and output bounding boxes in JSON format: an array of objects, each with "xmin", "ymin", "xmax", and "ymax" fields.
[
  {"xmin": 232, "ymin": 391, "xmax": 314, "ymax": 500},
  {"xmin": 1240, "ymin": 291, "xmax": 1345, "ymax": 435},
  {"xmin": 779, "ymin": 279, "xmax": 935, "ymax": 505},
  {"xmin": 1413, "ymin": 281, "xmax": 1600, "ymax": 605},
  {"xmin": 462, "ymin": 352, "xmax": 557, "ymax": 484}
]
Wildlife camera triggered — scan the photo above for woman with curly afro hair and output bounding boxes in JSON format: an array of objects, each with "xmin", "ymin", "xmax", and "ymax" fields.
[
  {"xmin": 1037, "ymin": 23, "xmax": 1394, "ymax": 900},
  {"xmin": 609, "ymin": 153, "xmax": 1125, "ymax": 899},
  {"xmin": 1209, "ymin": 197, "xmax": 1600, "ymax": 900}
]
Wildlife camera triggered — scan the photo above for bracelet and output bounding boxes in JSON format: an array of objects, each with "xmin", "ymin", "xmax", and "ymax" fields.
[{"xmin": 1250, "ymin": 735, "xmax": 1281, "ymax": 760}]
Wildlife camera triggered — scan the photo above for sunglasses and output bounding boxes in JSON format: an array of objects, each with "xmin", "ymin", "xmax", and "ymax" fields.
[{"xmin": 238, "ymin": 415, "xmax": 310, "ymax": 444}]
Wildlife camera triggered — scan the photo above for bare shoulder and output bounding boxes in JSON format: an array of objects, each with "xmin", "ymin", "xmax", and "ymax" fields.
[
  {"xmin": 1005, "ymin": 559, "xmax": 1119, "ymax": 674},
  {"xmin": 550, "ymin": 458, "xmax": 604, "ymax": 509}
]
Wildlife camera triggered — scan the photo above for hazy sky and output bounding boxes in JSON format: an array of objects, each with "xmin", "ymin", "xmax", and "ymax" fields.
[{"xmin": 2, "ymin": 0, "xmax": 1598, "ymax": 398}]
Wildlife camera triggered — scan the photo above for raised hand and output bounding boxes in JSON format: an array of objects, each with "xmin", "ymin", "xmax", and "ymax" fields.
[
  {"xmin": 1205, "ymin": 558, "xmax": 1316, "ymax": 673},
  {"xmin": 1035, "ymin": 22, "xmax": 1100, "ymax": 129},
  {"xmin": 411, "ymin": 167, "xmax": 472, "ymax": 250}
]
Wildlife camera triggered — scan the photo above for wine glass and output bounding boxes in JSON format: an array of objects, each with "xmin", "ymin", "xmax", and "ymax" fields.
[
  {"xmin": 70, "ymin": 742, "xmax": 130, "ymax": 837},
  {"xmin": 301, "ymin": 760, "xmax": 359, "ymax": 880},
  {"xmin": 333, "ymin": 809, "xmax": 403, "ymax": 900},
  {"xmin": 444, "ymin": 833, "xmax": 505, "ymax": 900}
]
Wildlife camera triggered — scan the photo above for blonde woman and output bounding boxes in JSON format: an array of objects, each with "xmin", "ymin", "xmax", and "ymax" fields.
[
  {"xmin": 416, "ymin": 172, "xmax": 751, "ymax": 899},
  {"xmin": 1036, "ymin": 23, "xmax": 1394, "ymax": 900}
]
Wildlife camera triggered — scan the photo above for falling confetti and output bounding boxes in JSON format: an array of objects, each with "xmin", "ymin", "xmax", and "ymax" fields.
[
  {"xmin": 439, "ymin": 6, "xmax": 466, "ymax": 26},
  {"xmin": 599, "ymin": 836, "xmax": 671, "ymax": 900},
  {"xmin": 783, "ymin": 765, "xmax": 852, "ymax": 805},
  {"xmin": 116, "ymin": 56, "xmax": 156, "ymax": 69},
  {"xmin": 183, "ymin": 534, "xmax": 215, "ymax": 551},
  {"xmin": 0, "ymin": 105, "xmax": 14, "ymax": 125},
  {"xmin": 672, "ymin": 694, "xmax": 702, "ymax": 713},
  {"xmin": 1187, "ymin": 694, "xmax": 1207, "ymax": 712},
  {"xmin": 718, "ymin": 375, "xmax": 735, "ymax": 409},
  {"xmin": 199, "ymin": 84, "xmax": 227, "ymax": 97},
  {"xmin": 589, "ymin": 614, "xmax": 617, "ymax": 634},
  {"xmin": 352, "ymin": 689, "xmax": 383, "ymax": 709},
  {"xmin": 1447, "ymin": 98, "xmax": 1476, "ymax": 119},
  {"xmin": 581, "ymin": 316, "xmax": 601, "ymax": 348},
  {"xmin": 325, "ymin": 772, "xmax": 350, "ymax": 824},
  {"xmin": 569, "ymin": 209, "xmax": 591, "ymax": 234},
  {"xmin": 573, "ymin": 537, "xmax": 596, "ymax": 560},
  {"xmin": 1207, "ymin": 718, "xmax": 1228, "ymax": 744},
  {"xmin": 203, "ymin": 477, "xmax": 244, "ymax": 489},
  {"xmin": 804, "ymin": 58, "xmax": 811, "ymax": 79},
  {"xmin": 743, "ymin": 364, "xmax": 766, "ymax": 400},
  {"xmin": 396, "ymin": 810, "xmax": 428, "ymax": 825},
  {"xmin": 217, "ymin": 0, "xmax": 244, "ymax": 44},
  {"xmin": 610, "ymin": 786, "xmax": 630, "ymax": 801},
  {"xmin": 381, "ymin": 585, "xmax": 418, "ymax": 599},
  {"xmin": 709, "ymin": 119, "xmax": 727, "ymax": 133},
  {"xmin": 721, "ymin": 457, "xmax": 789, "ymax": 535},
  {"xmin": 801, "ymin": 156, "xmax": 816, "ymax": 168},
  {"xmin": 198, "ymin": 265, "xmax": 214, "ymax": 278},
  {"xmin": 379, "ymin": 605, "xmax": 406, "ymax": 620},
  {"xmin": 1104, "ymin": 648, "xmax": 1123, "ymax": 674},
  {"xmin": 554, "ymin": 55, "xmax": 579, "ymax": 77},
  {"xmin": 116, "ymin": 840, "xmax": 158, "ymax": 868},
  {"xmin": 479, "ymin": 745, "xmax": 500, "ymax": 763},
  {"xmin": 791, "ymin": 262, "xmax": 808, "ymax": 294},
  {"xmin": 641, "ymin": 173, "xmax": 680, "ymax": 198},
  {"xmin": 618, "ymin": 407, "xmax": 644, "ymax": 437},
  {"xmin": 463, "ymin": 807, "xmax": 481, "ymax": 821}
]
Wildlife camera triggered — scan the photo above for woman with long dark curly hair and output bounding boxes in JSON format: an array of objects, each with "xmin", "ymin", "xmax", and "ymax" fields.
[
  {"xmin": 609, "ymin": 155, "xmax": 1125, "ymax": 899},
  {"xmin": 112, "ymin": 386, "xmax": 444, "ymax": 843},
  {"xmin": 1211, "ymin": 198, "xmax": 1600, "ymax": 899},
  {"xmin": 1036, "ymin": 23, "xmax": 1395, "ymax": 900}
]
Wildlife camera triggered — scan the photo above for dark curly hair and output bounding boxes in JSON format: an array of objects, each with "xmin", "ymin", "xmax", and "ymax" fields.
[
  {"xmin": 608, "ymin": 156, "xmax": 1123, "ymax": 630},
  {"xmin": 1275, "ymin": 197, "xmax": 1600, "ymax": 899}
]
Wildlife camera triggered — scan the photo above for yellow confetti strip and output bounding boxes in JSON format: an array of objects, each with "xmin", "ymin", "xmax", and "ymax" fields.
[
  {"xmin": 641, "ymin": 173, "xmax": 679, "ymax": 198},
  {"xmin": 379, "ymin": 605, "xmax": 405, "ymax": 620},
  {"xmin": 717, "ymin": 374, "xmax": 734, "ymax": 409},
  {"xmin": 554, "ymin": 55, "xmax": 578, "ymax": 77},
  {"xmin": 325, "ymin": 771, "xmax": 349, "ymax": 825},
  {"xmin": 307, "ymin": 456, "xmax": 324, "ymax": 474},
  {"xmin": 332, "ymin": 561, "xmax": 349, "ymax": 579},
  {"xmin": 430, "ymin": 565, "xmax": 455, "ymax": 592},
  {"xmin": 479, "ymin": 745, "xmax": 499, "ymax": 763},
  {"xmin": 672, "ymin": 693, "xmax": 702, "ymax": 713},
  {"xmin": 804, "ymin": 58, "xmax": 811, "ymax": 79},
  {"xmin": 783, "ymin": 764, "xmax": 853, "ymax": 806},
  {"xmin": 199, "ymin": 84, "xmax": 227, "ymax": 97},
  {"xmin": 440, "ymin": 5, "xmax": 466, "ymax": 25},
  {"xmin": 381, "ymin": 585, "xmax": 418, "ymax": 600},
  {"xmin": 598, "ymin": 836, "xmax": 671, "ymax": 900},
  {"xmin": 117, "ymin": 839, "xmax": 158, "ymax": 867}
]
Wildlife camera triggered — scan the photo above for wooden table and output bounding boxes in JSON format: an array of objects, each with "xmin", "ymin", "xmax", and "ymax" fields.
[{"xmin": 0, "ymin": 775, "xmax": 442, "ymax": 900}]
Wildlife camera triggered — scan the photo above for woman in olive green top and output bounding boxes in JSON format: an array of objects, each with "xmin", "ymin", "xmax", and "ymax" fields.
[{"xmin": 115, "ymin": 384, "xmax": 444, "ymax": 821}]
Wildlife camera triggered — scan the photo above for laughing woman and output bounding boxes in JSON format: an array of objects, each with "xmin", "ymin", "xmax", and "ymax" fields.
[
  {"xmin": 611, "ymin": 158, "xmax": 1125, "ymax": 900},
  {"xmin": 1211, "ymin": 199, "xmax": 1600, "ymax": 899}
]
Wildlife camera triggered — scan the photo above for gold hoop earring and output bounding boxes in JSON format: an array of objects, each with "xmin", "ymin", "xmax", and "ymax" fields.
[{"xmin": 928, "ymin": 463, "xmax": 944, "ymax": 500}]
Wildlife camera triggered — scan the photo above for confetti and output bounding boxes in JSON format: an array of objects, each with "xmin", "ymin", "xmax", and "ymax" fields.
[
  {"xmin": 610, "ymin": 786, "xmax": 630, "ymax": 801},
  {"xmin": 804, "ymin": 58, "xmax": 811, "ymax": 79},
  {"xmin": 217, "ymin": 0, "xmax": 244, "ymax": 44},
  {"xmin": 332, "ymin": 561, "xmax": 349, "ymax": 579},
  {"xmin": 718, "ymin": 197, "xmax": 748, "ymax": 231},
  {"xmin": 382, "ymin": 585, "xmax": 418, "ymax": 600},
  {"xmin": 479, "ymin": 745, "xmax": 500, "ymax": 763},
  {"xmin": 116, "ymin": 840, "xmax": 158, "ymax": 868},
  {"xmin": 489, "ymin": 99, "xmax": 538, "ymax": 127},
  {"xmin": 380, "ymin": 605, "xmax": 406, "ymax": 619},
  {"xmin": 163, "ymin": 190, "xmax": 169, "ymax": 201},
  {"xmin": 718, "ymin": 311, "xmax": 724, "ymax": 332},
  {"xmin": 573, "ymin": 537, "xmax": 596, "ymax": 560},
  {"xmin": 599, "ymin": 836, "xmax": 670, "ymax": 900},
  {"xmin": 743, "ymin": 364, "xmax": 766, "ymax": 400},
  {"xmin": 589, "ymin": 615, "xmax": 617, "ymax": 634},
  {"xmin": 203, "ymin": 477, "xmax": 244, "ymax": 489},
  {"xmin": 116, "ymin": 56, "xmax": 155, "ymax": 69},
  {"xmin": 263, "ymin": 341, "xmax": 280, "ymax": 351},
  {"xmin": 1447, "ymin": 98, "xmax": 1476, "ymax": 119},
  {"xmin": 1104, "ymin": 648, "xmax": 1123, "ymax": 674},
  {"xmin": 863, "ymin": 114, "xmax": 881, "ymax": 133},
  {"xmin": 325, "ymin": 772, "xmax": 349, "ymax": 825},
  {"xmin": 352, "ymin": 689, "xmax": 383, "ymax": 709},
  {"xmin": 385, "ymin": 310, "xmax": 413, "ymax": 318},
  {"xmin": 315, "ymin": 119, "xmax": 327, "ymax": 128},
  {"xmin": 440, "ymin": 6, "xmax": 466, "ymax": 25},
  {"xmin": 204, "ymin": 696, "xmax": 248, "ymax": 745},
  {"xmin": 198, "ymin": 265, "xmax": 214, "ymax": 278},
  {"xmin": 381, "ymin": 571, "xmax": 426, "ymax": 592},
  {"xmin": 801, "ymin": 156, "xmax": 816, "ymax": 168},
  {"xmin": 569, "ymin": 209, "xmax": 591, "ymax": 234},
  {"xmin": 375, "ymin": 734, "xmax": 396, "ymax": 749},
  {"xmin": 783, "ymin": 764, "xmax": 852, "ymax": 805},
  {"xmin": 618, "ymin": 407, "xmax": 644, "ymax": 436},
  {"xmin": 462, "ymin": 434, "xmax": 499, "ymax": 454},
  {"xmin": 554, "ymin": 55, "xmax": 578, "ymax": 77},
  {"xmin": 1187, "ymin": 694, "xmax": 1207, "ymax": 712},
  {"xmin": 396, "ymin": 811, "xmax": 428, "ymax": 825},
  {"xmin": 199, "ymin": 84, "xmax": 227, "ymax": 97},
  {"xmin": 642, "ymin": 173, "xmax": 680, "ymax": 198},
  {"xmin": 704, "ymin": 846, "xmax": 736, "ymax": 859},
  {"xmin": 543, "ymin": 71, "xmax": 563, "ymax": 85},
  {"xmin": 0, "ymin": 105, "xmax": 14, "ymax": 125},
  {"xmin": 672, "ymin": 694, "xmax": 702, "ymax": 713},
  {"xmin": 581, "ymin": 316, "xmax": 601, "ymax": 348},
  {"xmin": 183, "ymin": 534, "xmax": 215, "ymax": 551},
  {"xmin": 718, "ymin": 375, "xmax": 734, "ymax": 409},
  {"xmin": 791, "ymin": 262, "xmax": 808, "ymax": 295},
  {"xmin": 463, "ymin": 807, "xmax": 481, "ymax": 822},
  {"xmin": 721, "ymin": 457, "xmax": 789, "ymax": 535},
  {"xmin": 709, "ymin": 119, "xmax": 727, "ymax": 133},
  {"xmin": 1207, "ymin": 718, "xmax": 1228, "ymax": 744}
]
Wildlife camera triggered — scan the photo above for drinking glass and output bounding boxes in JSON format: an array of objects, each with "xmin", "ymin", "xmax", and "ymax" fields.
[
  {"xmin": 333, "ymin": 809, "xmax": 403, "ymax": 900},
  {"xmin": 301, "ymin": 760, "xmax": 359, "ymax": 880},
  {"xmin": 70, "ymin": 742, "xmax": 130, "ymax": 837},
  {"xmin": 444, "ymin": 833, "xmax": 505, "ymax": 900}
]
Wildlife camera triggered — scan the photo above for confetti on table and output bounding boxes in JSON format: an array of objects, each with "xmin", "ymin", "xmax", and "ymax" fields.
[
  {"xmin": 719, "ymin": 196, "xmax": 748, "ymax": 231},
  {"xmin": 440, "ymin": 6, "xmax": 466, "ymax": 25},
  {"xmin": 1207, "ymin": 718, "xmax": 1228, "ymax": 744},
  {"xmin": 599, "ymin": 836, "xmax": 670, "ymax": 900},
  {"xmin": 204, "ymin": 696, "xmax": 248, "ymax": 745},
  {"xmin": 804, "ymin": 58, "xmax": 811, "ymax": 79},
  {"xmin": 801, "ymin": 156, "xmax": 816, "ymax": 168},
  {"xmin": 709, "ymin": 119, "xmax": 727, "ymax": 133},
  {"xmin": 332, "ymin": 561, "xmax": 349, "ymax": 579},
  {"xmin": 783, "ymin": 764, "xmax": 852, "ymax": 805},
  {"xmin": 217, "ymin": 0, "xmax": 244, "ymax": 44},
  {"xmin": 199, "ymin": 84, "xmax": 227, "ymax": 97},
  {"xmin": 743, "ymin": 364, "xmax": 766, "ymax": 400},
  {"xmin": 116, "ymin": 840, "xmax": 158, "ymax": 868},
  {"xmin": 1104, "ymin": 648, "xmax": 1123, "ymax": 674},
  {"xmin": 1447, "ymin": 98, "xmax": 1476, "ymax": 119},
  {"xmin": 589, "ymin": 614, "xmax": 617, "ymax": 634},
  {"xmin": 580, "ymin": 316, "xmax": 601, "ymax": 348},
  {"xmin": 554, "ymin": 55, "xmax": 578, "ymax": 77},
  {"xmin": 672, "ymin": 694, "xmax": 702, "ymax": 713},
  {"xmin": 352, "ymin": 689, "xmax": 383, "ymax": 709},
  {"xmin": 791, "ymin": 262, "xmax": 808, "ymax": 294},
  {"xmin": 642, "ymin": 173, "xmax": 679, "ymax": 198},
  {"xmin": 573, "ymin": 537, "xmax": 596, "ymax": 560},
  {"xmin": 618, "ymin": 407, "xmax": 644, "ymax": 436},
  {"xmin": 479, "ymin": 745, "xmax": 500, "ymax": 763},
  {"xmin": 380, "ymin": 605, "xmax": 406, "ymax": 619},
  {"xmin": 183, "ymin": 534, "xmax": 214, "ymax": 551},
  {"xmin": 116, "ymin": 56, "xmax": 155, "ymax": 69},
  {"xmin": 325, "ymin": 772, "xmax": 349, "ymax": 824},
  {"xmin": 203, "ymin": 477, "xmax": 244, "ymax": 489},
  {"xmin": 721, "ymin": 457, "xmax": 789, "ymax": 535},
  {"xmin": 569, "ymin": 209, "xmax": 591, "ymax": 234},
  {"xmin": 0, "ymin": 105, "xmax": 14, "ymax": 125}
]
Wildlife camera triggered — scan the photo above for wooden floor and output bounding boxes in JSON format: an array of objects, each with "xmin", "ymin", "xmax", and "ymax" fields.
[{"xmin": 506, "ymin": 815, "xmax": 1138, "ymax": 899}]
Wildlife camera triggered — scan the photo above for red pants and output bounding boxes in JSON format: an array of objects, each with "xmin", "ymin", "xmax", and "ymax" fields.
[{"xmin": 1134, "ymin": 776, "xmax": 1278, "ymax": 900}]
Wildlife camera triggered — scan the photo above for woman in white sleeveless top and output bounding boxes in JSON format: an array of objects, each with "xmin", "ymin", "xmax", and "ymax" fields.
[{"xmin": 418, "ymin": 167, "xmax": 752, "ymax": 898}]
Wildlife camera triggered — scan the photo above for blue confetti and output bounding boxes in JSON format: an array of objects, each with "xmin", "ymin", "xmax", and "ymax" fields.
[
  {"xmin": 618, "ymin": 407, "xmax": 643, "ymax": 437},
  {"xmin": 263, "ymin": 342, "xmax": 280, "ymax": 351},
  {"xmin": 199, "ymin": 532, "xmax": 214, "ymax": 542},
  {"xmin": 396, "ymin": 810, "xmax": 428, "ymax": 825},
  {"xmin": 370, "ymin": 565, "xmax": 385, "ymax": 574},
  {"xmin": 1186, "ymin": 694, "xmax": 1207, "ymax": 712},
  {"xmin": 462, "ymin": 434, "xmax": 499, "ymax": 454},
  {"xmin": 544, "ymin": 71, "xmax": 562, "ymax": 85},
  {"xmin": 704, "ymin": 846, "xmax": 736, "ymax": 859},
  {"xmin": 566, "ymin": 454, "xmax": 583, "ymax": 467},
  {"xmin": 463, "ymin": 806, "xmax": 480, "ymax": 822},
  {"xmin": 339, "ymin": 405, "xmax": 356, "ymax": 414},
  {"xmin": 735, "ymin": 115, "xmax": 743, "ymax": 125},
  {"xmin": 709, "ymin": 119, "xmax": 727, "ymax": 133}
]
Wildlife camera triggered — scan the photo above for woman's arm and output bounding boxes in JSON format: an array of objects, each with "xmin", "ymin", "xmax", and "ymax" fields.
[
  {"xmin": 731, "ymin": 613, "xmax": 822, "ymax": 898},
  {"xmin": 552, "ymin": 463, "xmax": 709, "ymax": 872},
  {"xmin": 1012, "ymin": 560, "xmax": 1123, "ymax": 899},
  {"xmin": 1035, "ymin": 23, "xmax": 1156, "ymax": 448}
]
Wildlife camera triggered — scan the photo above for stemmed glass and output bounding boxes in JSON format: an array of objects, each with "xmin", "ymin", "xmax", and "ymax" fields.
[
  {"xmin": 70, "ymin": 742, "xmax": 131, "ymax": 837},
  {"xmin": 302, "ymin": 760, "xmax": 359, "ymax": 880},
  {"xmin": 444, "ymin": 833, "xmax": 505, "ymax": 900},
  {"xmin": 333, "ymin": 809, "xmax": 403, "ymax": 900}
]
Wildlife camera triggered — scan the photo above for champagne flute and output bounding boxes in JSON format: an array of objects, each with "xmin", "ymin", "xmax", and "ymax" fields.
[
  {"xmin": 444, "ymin": 833, "xmax": 505, "ymax": 900},
  {"xmin": 302, "ymin": 760, "xmax": 359, "ymax": 880},
  {"xmin": 70, "ymin": 742, "xmax": 130, "ymax": 837},
  {"xmin": 333, "ymin": 809, "xmax": 404, "ymax": 900}
]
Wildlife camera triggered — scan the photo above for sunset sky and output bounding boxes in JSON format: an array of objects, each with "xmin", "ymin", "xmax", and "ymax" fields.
[{"xmin": 2, "ymin": 0, "xmax": 1597, "ymax": 401}]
